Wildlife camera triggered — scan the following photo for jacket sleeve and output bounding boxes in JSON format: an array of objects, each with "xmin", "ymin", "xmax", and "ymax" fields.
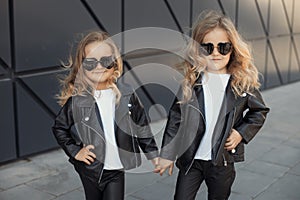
[
  {"xmin": 52, "ymin": 97, "xmax": 82, "ymax": 158},
  {"xmin": 159, "ymin": 96, "xmax": 183, "ymax": 161},
  {"xmin": 234, "ymin": 89, "xmax": 270, "ymax": 144},
  {"xmin": 130, "ymin": 93, "xmax": 159, "ymax": 160}
]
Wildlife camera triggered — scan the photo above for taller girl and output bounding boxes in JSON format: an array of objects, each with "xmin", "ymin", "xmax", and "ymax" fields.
[{"xmin": 159, "ymin": 10, "xmax": 270, "ymax": 200}]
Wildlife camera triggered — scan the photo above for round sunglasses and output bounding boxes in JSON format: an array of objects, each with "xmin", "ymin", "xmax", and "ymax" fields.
[
  {"xmin": 200, "ymin": 42, "xmax": 232, "ymax": 55},
  {"xmin": 82, "ymin": 56, "xmax": 116, "ymax": 71}
]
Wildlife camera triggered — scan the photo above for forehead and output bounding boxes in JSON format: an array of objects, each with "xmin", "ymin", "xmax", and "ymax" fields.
[
  {"xmin": 84, "ymin": 42, "xmax": 112, "ymax": 57},
  {"xmin": 202, "ymin": 27, "xmax": 229, "ymax": 43}
]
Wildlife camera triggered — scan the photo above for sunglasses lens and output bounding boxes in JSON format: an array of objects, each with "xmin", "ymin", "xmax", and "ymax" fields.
[
  {"xmin": 100, "ymin": 56, "xmax": 115, "ymax": 69},
  {"xmin": 218, "ymin": 43, "xmax": 232, "ymax": 55},
  {"xmin": 201, "ymin": 43, "xmax": 214, "ymax": 55},
  {"xmin": 82, "ymin": 58, "xmax": 97, "ymax": 71},
  {"xmin": 200, "ymin": 43, "xmax": 232, "ymax": 55}
]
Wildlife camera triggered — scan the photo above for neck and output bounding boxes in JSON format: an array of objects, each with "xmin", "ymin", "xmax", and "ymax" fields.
[
  {"xmin": 96, "ymin": 82, "xmax": 109, "ymax": 90},
  {"xmin": 207, "ymin": 70, "xmax": 228, "ymax": 74}
]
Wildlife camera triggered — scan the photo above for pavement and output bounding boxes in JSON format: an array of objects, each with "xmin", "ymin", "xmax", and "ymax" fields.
[{"xmin": 1, "ymin": 81, "xmax": 300, "ymax": 200}]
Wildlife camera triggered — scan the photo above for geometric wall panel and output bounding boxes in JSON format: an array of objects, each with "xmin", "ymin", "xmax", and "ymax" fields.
[
  {"xmin": 168, "ymin": 0, "xmax": 191, "ymax": 31},
  {"xmin": 283, "ymin": 0, "xmax": 294, "ymax": 28},
  {"xmin": 238, "ymin": 0, "xmax": 265, "ymax": 40},
  {"xmin": 125, "ymin": 0, "xmax": 179, "ymax": 31},
  {"xmin": 251, "ymin": 39, "xmax": 267, "ymax": 87},
  {"xmin": 289, "ymin": 46, "xmax": 300, "ymax": 82},
  {"xmin": 0, "ymin": 0, "xmax": 11, "ymax": 67},
  {"xmin": 294, "ymin": 36, "xmax": 300, "ymax": 66},
  {"xmin": 256, "ymin": 0, "xmax": 269, "ymax": 30},
  {"xmin": 269, "ymin": 0, "xmax": 289, "ymax": 36},
  {"xmin": 270, "ymin": 36, "xmax": 292, "ymax": 84},
  {"xmin": 126, "ymin": 53, "xmax": 183, "ymax": 121},
  {"xmin": 16, "ymin": 83, "xmax": 57, "ymax": 157},
  {"xmin": 0, "ymin": 81, "xmax": 16, "ymax": 162},
  {"xmin": 266, "ymin": 47, "xmax": 282, "ymax": 88},
  {"xmin": 0, "ymin": 0, "xmax": 300, "ymax": 163},
  {"xmin": 193, "ymin": 0, "xmax": 221, "ymax": 21},
  {"xmin": 293, "ymin": 0, "xmax": 300, "ymax": 32},
  {"xmin": 21, "ymin": 72, "xmax": 64, "ymax": 114},
  {"xmin": 222, "ymin": 0, "xmax": 237, "ymax": 26},
  {"xmin": 0, "ymin": 64, "xmax": 8, "ymax": 76},
  {"xmin": 87, "ymin": 0, "xmax": 122, "ymax": 35},
  {"xmin": 14, "ymin": 0, "xmax": 99, "ymax": 71}
]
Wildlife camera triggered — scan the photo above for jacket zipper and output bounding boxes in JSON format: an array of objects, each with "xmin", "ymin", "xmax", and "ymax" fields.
[
  {"xmin": 185, "ymin": 104, "xmax": 206, "ymax": 175},
  {"xmin": 188, "ymin": 104, "xmax": 206, "ymax": 127},
  {"xmin": 81, "ymin": 121, "xmax": 106, "ymax": 184},
  {"xmin": 128, "ymin": 113, "xmax": 138, "ymax": 168},
  {"xmin": 222, "ymin": 107, "xmax": 237, "ymax": 167},
  {"xmin": 185, "ymin": 159, "xmax": 195, "ymax": 175},
  {"xmin": 81, "ymin": 121, "xmax": 106, "ymax": 143},
  {"xmin": 98, "ymin": 168, "xmax": 104, "ymax": 184}
]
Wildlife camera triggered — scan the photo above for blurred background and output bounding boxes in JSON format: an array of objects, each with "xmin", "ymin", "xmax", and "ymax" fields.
[{"xmin": 0, "ymin": 0, "xmax": 299, "ymax": 164}]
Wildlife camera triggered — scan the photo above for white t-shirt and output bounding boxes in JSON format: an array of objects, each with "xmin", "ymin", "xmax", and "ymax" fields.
[
  {"xmin": 94, "ymin": 89, "xmax": 123, "ymax": 170},
  {"xmin": 194, "ymin": 72, "xmax": 230, "ymax": 160}
]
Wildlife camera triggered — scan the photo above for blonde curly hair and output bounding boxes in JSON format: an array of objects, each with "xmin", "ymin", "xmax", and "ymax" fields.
[
  {"xmin": 181, "ymin": 10, "xmax": 260, "ymax": 102},
  {"xmin": 56, "ymin": 31, "xmax": 123, "ymax": 106}
]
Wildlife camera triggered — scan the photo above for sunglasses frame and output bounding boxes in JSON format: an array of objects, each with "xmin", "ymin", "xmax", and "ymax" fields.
[
  {"xmin": 200, "ymin": 42, "xmax": 232, "ymax": 56},
  {"xmin": 82, "ymin": 55, "xmax": 116, "ymax": 71}
]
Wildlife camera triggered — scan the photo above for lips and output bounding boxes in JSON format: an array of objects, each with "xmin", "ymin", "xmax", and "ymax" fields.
[{"xmin": 92, "ymin": 70, "xmax": 106, "ymax": 73}]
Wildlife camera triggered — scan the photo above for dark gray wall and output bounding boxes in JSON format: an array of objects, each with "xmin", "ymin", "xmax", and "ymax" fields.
[{"xmin": 0, "ymin": 0, "xmax": 299, "ymax": 163}]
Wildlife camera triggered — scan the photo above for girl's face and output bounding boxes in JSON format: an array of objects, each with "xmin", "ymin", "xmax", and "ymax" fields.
[
  {"xmin": 83, "ymin": 42, "xmax": 115, "ymax": 90},
  {"xmin": 202, "ymin": 27, "xmax": 232, "ymax": 74}
]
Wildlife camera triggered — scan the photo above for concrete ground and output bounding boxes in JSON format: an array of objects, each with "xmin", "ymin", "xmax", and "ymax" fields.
[{"xmin": 1, "ymin": 81, "xmax": 300, "ymax": 200}]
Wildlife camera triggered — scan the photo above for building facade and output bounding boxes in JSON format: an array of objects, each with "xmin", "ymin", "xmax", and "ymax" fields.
[{"xmin": 0, "ymin": 0, "xmax": 299, "ymax": 163}]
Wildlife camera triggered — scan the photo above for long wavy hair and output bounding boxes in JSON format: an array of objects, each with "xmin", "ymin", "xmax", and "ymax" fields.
[
  {"xmin": 57, "ymin": 31, "xmax": 123, "ymax": 106},
  {"xmin": 181, "ymin": 10, "xmax": 260, "ymax": 102}
]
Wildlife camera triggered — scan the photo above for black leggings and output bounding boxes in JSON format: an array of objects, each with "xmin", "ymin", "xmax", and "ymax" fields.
[
  {"xmin": 174, "ymin": 160, "xmax": 235, "ymax": 200},
  {"xmin": 80, "ymin": 169, "xmax": 124, "ymax": 200}
]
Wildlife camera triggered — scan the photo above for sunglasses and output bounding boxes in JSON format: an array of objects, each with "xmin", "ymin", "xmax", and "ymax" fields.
[
  {"xmin": 82, "ymin": 56, "xmax": 116, "ymax": 71},
  {"xmin": 200, "ymin": 42, "xmax": 232, "ymax": 55}
]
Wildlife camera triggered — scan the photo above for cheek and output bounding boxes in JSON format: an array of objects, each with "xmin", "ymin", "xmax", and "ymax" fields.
[
  {"xmin": 224, "ymin": 54, "xmax": 231, "ymax": 64},
  {"xmin": 106, "ymin": 68, "xmax": 115, "ymax": 77}
]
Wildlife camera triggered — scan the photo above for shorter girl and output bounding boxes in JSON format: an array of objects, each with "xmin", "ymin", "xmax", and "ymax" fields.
[
  {"xmin": 52, "ymin": 31, "xmax": 158, "ymax": 200},
  {"xmin": 159, "ymin": 10, "xmax": 270, "ymax": 200}
]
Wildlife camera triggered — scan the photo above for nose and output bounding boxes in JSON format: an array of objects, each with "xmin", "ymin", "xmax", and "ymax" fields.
[
  {"xmin": 211, "ymin": 46, "xmax": 219, "ymax": 55},
  {"xmin": 96, "ymin": 61, "xmax": 104, "ymax": 69}
]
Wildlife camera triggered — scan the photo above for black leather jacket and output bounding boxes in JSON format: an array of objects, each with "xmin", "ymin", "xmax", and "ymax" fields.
[
  {"xmin": 52, "ymin": 84, "xmax": 158, "ymax": 183},
  {"xmin": 161, "ymin": 77, "xmax": 270, "ymax": 174}
]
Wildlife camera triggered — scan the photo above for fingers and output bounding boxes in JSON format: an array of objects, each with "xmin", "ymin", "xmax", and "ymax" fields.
[
  {"xmin": 83, "ymin": 158, "xmax": 91, "ymax": 165},
  {"xmin": 168, "ymin": 164, "xmax": 174, "ymax": 176},
  {"xmin": 85, "ymin": 145, "xmax": 95, "ymax": 151},
  {"xmin": 88, "ymin": 151, "xmax": 96, "ymax": 159},
  {"xmin": 224, "ymin": 142, "xmax": 234, "ymax": 151},
  {"xmin": 159, "ymin": 164, "xmax": 173, "ymax": 176},
  {"xmin": 159, "ymin": 168, "xmax": 167, "ymax": 176},
  {"xmin": 225, "ymin": 129, "xmax": 242, "ymax": 151},
  {"xmin": 153, "ymin": 166, "xmax": 161, "ymax": 173},
  {"xmin": 151, "ymin": 157, "xmax": 159, "ymax": 166},
  {"xmin": 152, "ymin": 157, "xmax": 161, "ymax": 173},
  {"xmin": 75, "ymin": 145, "xmax": 97, "ymax": 165},
  {"xmin": 225, "ymin": 138, "xmax": 236, "ymax": 150}
]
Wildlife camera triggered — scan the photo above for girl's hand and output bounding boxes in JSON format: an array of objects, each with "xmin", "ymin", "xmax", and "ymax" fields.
[
  {"xmin": 75, "ymin": 145, "xmax": 96, "ymax": 165},
  {"xmin": 225, "ymin": 129, "xmax": 242, "ymax": 151},
  {"xmin": 151, "ymin": 157, "xmax": 160, "ymax": 173},
  {"xmin": 156, "ymin": 158, "xmax": 174, "ymax": 176}
]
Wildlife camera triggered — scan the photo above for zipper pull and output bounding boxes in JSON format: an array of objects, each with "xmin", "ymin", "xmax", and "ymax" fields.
[
  {"xmin": 222, "ymin": 154, "xmax": 227, "ymax": 167},
  {"xmin": 224, "ymin": 160, "xmax": 227, "ymax": 167}
]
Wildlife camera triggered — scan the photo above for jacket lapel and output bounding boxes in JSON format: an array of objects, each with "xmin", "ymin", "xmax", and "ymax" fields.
[
  {"xmin": 74, "ymin": 94, "xmax": 104, "ymax": 137},
  {"xmin": 115, "ymin": 83, "xmax": 134, "ymax": 126}
]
